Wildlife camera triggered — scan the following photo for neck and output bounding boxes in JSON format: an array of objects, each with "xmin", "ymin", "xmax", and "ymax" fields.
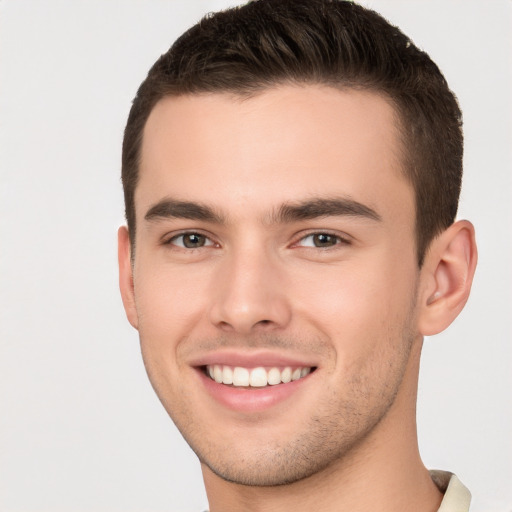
[{"xmin": 202, "ymin": 340, "xmax": 442, "ymax": 512}]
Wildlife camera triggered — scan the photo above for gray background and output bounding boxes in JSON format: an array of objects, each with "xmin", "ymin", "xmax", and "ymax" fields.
[{"xmin": 1, "ymin": 1, "xmax": 510, "ymax": 511}]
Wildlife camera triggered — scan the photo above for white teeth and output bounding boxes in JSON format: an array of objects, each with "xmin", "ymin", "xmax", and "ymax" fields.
[
  {"xmin": 281, "ymin": 367, "xmax": 292, "ymax": 383},
  {"xmin": 267, "ymin": 367, "xmax": 281, "ymax": 385},
  {"xmin": 206, "ymin": 365, "xmax": 313, "ymax": 387},
  {"xmin": 300, "ymin": 367, "xmax": 311, "ymax": 378},
  {"xmin": 249, "ymin": 367, "xmax": 267, "ymax": 387},
  {"xmin": 232, "ymin": 367, "xmax": 250, "ymax": 386},
  {"xmin": 222, "ymin": 365, "xmax": 233, "ymax": 385},
  {"xmin": 291, "ymin": 368, "xmax": 302, "ymax": 381},
  {"xmin": 213, "ymin": 365, "xmax": 223, "ymax": 383}
]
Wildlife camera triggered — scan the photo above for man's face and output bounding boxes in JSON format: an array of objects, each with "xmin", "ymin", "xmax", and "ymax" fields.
[{"xmin": 121, "ymin": 85, "xmax": 423, "ymax": 485}]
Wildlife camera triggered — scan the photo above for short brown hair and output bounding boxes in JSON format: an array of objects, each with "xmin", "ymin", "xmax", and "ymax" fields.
[{"xmin": 122, "ymin": 0, "xmax": 463, "ymax": 266}]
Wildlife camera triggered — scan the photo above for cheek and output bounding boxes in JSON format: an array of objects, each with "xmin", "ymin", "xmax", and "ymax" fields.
[
  {"xmin": 133, "ymin": 263, "xmax": 211, "ymax": 348},
  {"xmin": 133, "ymin": 265, "xmax": 211, "ymax": 409},
  {"xmin": 292, "ymin": 256, "xmax": 418, "ymax": 357}
]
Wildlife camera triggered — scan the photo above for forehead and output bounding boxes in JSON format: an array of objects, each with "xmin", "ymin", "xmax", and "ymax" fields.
[{"xmin": 137, "ymin": 85, "xmax": 412, "ymax": 225}]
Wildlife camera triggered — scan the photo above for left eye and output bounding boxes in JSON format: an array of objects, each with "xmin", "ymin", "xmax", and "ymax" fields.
[
  {"xmin": 168, "ymin": 233, "xmax": 215, "ymax": 249},
  {"xmin": 297, "ymin": 233, "xmax": 345, "ymax": 248}
]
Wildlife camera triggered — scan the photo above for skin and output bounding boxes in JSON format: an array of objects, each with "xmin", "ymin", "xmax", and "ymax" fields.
[{"xmin": 119, "ymin": 85, "xmax": 477, "ymax": 512}]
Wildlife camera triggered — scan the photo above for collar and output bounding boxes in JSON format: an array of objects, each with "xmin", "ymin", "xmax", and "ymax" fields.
[{"xmin": 430, "ymin": 470, "xmax": 472, "ymax": 512}]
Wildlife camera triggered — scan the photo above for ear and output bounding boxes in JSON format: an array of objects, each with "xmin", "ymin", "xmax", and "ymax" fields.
[
  {"xmin": 118, "ymin": 226, "xmax": 139, "ymax": 329},
  {"xmin": 418, "ymin": 220, "xmax": 477, "ymax": 336}
]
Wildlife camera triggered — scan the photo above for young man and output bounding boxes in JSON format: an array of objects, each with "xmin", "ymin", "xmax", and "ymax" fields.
[{"xmin": 118, "ymin": 1, "xmax": 477, "ymax": 510}]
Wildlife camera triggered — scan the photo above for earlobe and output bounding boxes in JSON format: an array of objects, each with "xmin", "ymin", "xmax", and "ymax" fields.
[
  {"xmin": 118, "ymin": 226, "xmax": 139, "ymax": 330},
  {"xmin": 418, "ymin": 220, "xmax": 477, "ymax": 336}
]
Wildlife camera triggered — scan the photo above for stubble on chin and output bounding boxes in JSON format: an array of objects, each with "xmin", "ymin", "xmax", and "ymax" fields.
[{"xmin": 188, "ymin": 336, "xmax": 416, "ymax": 488}]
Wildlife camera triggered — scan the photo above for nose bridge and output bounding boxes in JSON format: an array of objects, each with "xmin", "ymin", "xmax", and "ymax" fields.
[{"xmin": 208, "ymin": 239, "xmax": 291, "ymax": 333}]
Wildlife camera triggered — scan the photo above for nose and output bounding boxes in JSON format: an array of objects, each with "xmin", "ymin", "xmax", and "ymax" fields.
[{"xmin": 208, "ymin": 246, "xmax": 292, "ymax": 334}]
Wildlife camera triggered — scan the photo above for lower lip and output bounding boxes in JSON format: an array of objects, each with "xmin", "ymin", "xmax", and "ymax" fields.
[{"xmin": 197, "ymin": 369, "xmax": 313, "ymax": 413}]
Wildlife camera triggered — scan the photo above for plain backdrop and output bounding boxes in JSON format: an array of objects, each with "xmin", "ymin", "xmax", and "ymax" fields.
[{"xmin": 0, "ymin": 1, "xmax": 510, "ymax": 511}]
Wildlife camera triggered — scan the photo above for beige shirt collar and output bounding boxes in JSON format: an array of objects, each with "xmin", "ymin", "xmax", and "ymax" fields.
[{"xmin": 430, "ymin": 470, "xmax": 472, "ymax": 512}]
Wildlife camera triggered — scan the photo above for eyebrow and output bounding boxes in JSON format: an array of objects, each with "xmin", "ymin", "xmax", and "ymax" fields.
[
  {"xmin": 144, "ymin": 196, "xmax": 381, "ymax": 225},
  {"xmin": 273, "ymin": 197, "xmax": 382, "ymax": 223},
  {"xmin": 144, "ymin": 198, "xmax": 224, "ymax": 223}
]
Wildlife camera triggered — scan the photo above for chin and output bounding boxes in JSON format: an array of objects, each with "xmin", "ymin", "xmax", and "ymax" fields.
[
  {"xmin": 201, "ymin": 451, "xmax": 334, "ymax": 487},
  {"xmin": 190, "ymin": 415, "xmax": 373, "ymax": 488}
]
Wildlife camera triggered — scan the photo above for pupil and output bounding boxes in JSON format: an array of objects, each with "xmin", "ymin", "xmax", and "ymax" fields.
[{"xmin": 184, "ymin": 234, "xmax": 204, "ymax": 248}]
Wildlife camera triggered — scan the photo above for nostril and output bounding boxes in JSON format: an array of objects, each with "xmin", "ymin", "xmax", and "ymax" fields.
[
  {"xmin": 254, "ymin": 319, "xmax": 274, "ymax": 328},
  {"xmin": 218, "ymin": 320, "xmax": 234, "ymax": 331}
]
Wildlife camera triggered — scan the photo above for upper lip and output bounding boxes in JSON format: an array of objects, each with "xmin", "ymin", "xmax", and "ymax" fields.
[{"xmin": 188, "ymin": 349, "xmax": 319, "ymax": 369}]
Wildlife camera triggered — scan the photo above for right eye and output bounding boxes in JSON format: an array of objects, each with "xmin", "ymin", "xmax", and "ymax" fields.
[{"xmin": 167, "ymin": 232, "xmax": 215, "ymax": 249}]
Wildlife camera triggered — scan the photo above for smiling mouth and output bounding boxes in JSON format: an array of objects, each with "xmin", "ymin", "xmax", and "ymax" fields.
[{"xmin": 204, "ymin": 365, "xmax": 315, "ymax": 388}]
